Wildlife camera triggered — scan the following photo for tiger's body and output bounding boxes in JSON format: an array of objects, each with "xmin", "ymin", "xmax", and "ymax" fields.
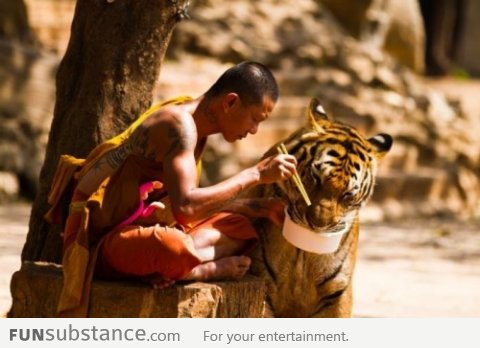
[{"xmin": 249, "ymin": 98, "xmax": 392, "ymax": 317}]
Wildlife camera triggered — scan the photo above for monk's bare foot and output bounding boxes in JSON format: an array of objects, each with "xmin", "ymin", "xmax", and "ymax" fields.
[
  {"xmin": 183, "ymin": 256, "xmax": 251, "ymax": 282},
  {"xmin": 148, "ymin": 275, "xmax": 176, "ymax": 289}
]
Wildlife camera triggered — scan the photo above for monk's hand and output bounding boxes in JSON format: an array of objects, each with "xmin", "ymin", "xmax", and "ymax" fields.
[
  {"xmin": 255, "ymin": 154, "xmax": 297, "ymax": 184},
  {"xmin": 265, "ymin": 198, "xmax": 286, "ymax": 227}
]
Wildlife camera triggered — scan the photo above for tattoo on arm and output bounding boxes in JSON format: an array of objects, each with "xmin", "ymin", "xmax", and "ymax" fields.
[
  {"xmin": 165, "ymin": 115, "xmax": 196, "ymax": 157},
  {"xmin": 124, "ymin": 125, "xmax": 151, "ymax": 157},
  {"xmin": 105, "ymin": 143, "xmax": 129, "ymax": 169},
  {"xmin": 127, "ymin": 128, "xmax": 146, "ymax": 151},
  {"xmin": 92, "ymin": 158, "xmax": 105, "ymax": 173}
]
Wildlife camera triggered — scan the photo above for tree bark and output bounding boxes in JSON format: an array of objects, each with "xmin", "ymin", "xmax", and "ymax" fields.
[{"xmin": 22, "ymin": 0, "xmax": 190, "ymax": 263}]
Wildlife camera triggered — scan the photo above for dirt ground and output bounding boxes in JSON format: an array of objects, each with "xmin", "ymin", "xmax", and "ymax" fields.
[
  {"xmin": 0, "ymin": 203, "xmax": 30, "ymax": 316},
  {"xmin": 354, "ymin": 219, "xmax": 480, "ymax": 317},
  {"xmin": 1, "ymin": 202, "xmax": 479, "ymax": 317}
]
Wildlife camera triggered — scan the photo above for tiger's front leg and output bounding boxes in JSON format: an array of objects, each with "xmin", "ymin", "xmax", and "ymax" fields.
[{"xmin": 312, "ymin": 284, "xmax": 354, "ymax": 318}]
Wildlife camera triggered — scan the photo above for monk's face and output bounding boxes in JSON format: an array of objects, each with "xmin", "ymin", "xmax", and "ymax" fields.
[{"xmin": 221, "ymin": 95, "xmax": 275, "ymax": 143}]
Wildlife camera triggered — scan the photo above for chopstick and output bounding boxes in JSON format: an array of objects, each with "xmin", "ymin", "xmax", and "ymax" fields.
[{"xmin": 277, "ymin": 143, "xmax": 312, "ymax": 206}]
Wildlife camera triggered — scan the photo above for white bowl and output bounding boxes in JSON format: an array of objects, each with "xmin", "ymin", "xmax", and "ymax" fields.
[{"xmin": 282, "ymin": 209, "xmax": 349, "ymax": 254}]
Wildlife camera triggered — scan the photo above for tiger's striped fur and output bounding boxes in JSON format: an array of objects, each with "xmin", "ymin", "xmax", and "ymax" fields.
[{"xmin": 249, "ymin": 98, "xmax": 392, "ymax": 317}]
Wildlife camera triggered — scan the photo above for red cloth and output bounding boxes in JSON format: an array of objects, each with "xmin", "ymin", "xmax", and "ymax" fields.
[{"xmin": 95, "ymin": 212, "xmax": 258, "ymax": 280}]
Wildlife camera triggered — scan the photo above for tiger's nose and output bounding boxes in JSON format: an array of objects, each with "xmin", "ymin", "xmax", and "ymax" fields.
[
  {"xmin": 340, "ymin": 190, "xmax": 356, "ymax": 203},
  {"xmin": 341, "ymin": 192, "xmax": 351, "ymax": 200}
]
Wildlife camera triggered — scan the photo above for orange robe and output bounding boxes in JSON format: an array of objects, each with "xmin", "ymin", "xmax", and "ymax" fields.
[{"xmin": 45, "ymin": 97, "xmax": 258, "ymax": 317}]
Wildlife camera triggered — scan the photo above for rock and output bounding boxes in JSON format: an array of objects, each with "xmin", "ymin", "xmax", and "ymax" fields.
[
  {"xmin": 0, "ymin": 0, "xmax": 33, "ymax": 43},
  {"xmin": 426, "ymin": 91, "xmax": 456, "ymax": 124},
  {"xmin": 381, "ymin": 0, "xmax": 425, "ymax": 73},
  {"xmin": 0, "ymin": 40, "xmax": 58, "ymax": 199},
  {"xmin": 9, "ymin": 262, "xmax": 266, "ymax": 318},
  {"xmin": 23, "ymin": 0, "xmax": 76, "ymax": 54},
  {"xmin": 456, "ymin": 167, "xmax": 480, "ymax": 216},
  {"xmin": 0, "ymin": 171, "xmax": 19, "ymax": 201},
  {"xmin": 167, "ymin": 0, "xmax": 343, "ymax": 69},
  {"xmin": 375, "ymin": 65, "xmax": 404, "ymax": 92},
  {"xmin": 344, "ymin": 53, "xmax": 376, "ymax": 84},
  {"xmin": 321, "ymin": 0, "xmax": 425, "ymax": 73},
  {"xmin": 319, "ymin": 0, "xmax": 370, "ymax": 38}
]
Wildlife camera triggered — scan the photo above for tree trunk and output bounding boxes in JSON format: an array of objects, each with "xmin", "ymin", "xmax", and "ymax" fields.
[{"xmin": 21, "ymin": 0, "xmax": 190, "ymax": 263}]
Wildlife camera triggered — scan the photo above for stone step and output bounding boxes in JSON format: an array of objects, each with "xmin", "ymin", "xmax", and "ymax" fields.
[
  {"xmin": 372, "ymin": 168, "xmax": 450, "ymax": 203},
  {"xmin": 233, "ymin": 118, "xmax": 303, "ymax": 163},
  {"xmin": 361, "ymin": 195, "xmax": 469, "ymax": 221},
  {"xmin": 24, "ymin": 0, "xmax": 76, "ymax": 54},
  {"xmin": 9, "ymin": 262, "xmax": 265, "ymax": 318},
  {"xmin": 270, "ymin": 96, "xmax": 310, "ymax": 120},
  {"xmin": 274, "ymin": 68, "xmax": 320, "ymax": 96},
  {"xmin": 379, "ymin": 142, "xmax": 420, "ymax": 172}
]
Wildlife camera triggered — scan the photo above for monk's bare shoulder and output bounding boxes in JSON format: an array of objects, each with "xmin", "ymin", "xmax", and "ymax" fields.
[{"xmin": 124, "ymin": 106, "xmax": 197, "ymax": 162}]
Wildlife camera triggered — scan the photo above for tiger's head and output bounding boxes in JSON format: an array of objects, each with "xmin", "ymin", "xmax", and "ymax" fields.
[{"xmin": 271, "ymin": 98, "xmax": 392, "ymax": 233}]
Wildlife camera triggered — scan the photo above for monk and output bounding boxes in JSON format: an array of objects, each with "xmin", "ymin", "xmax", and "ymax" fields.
[{"xmin": 46, "ymin": 61, "xmax": 297, "ymax": 316}]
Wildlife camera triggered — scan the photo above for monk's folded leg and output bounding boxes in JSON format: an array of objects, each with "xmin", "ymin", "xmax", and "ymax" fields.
[
  {"xmin": 96, "ymin": 224, "xmax": 202, "ymax": 281},
  {"xmin": 181, "ymin": 212, "xmax": 259, "ymax": 281},
  {"xmin": 96, "ymin": 213, "xmax": 259, "ymax": 284},
  {"xmin": 183, "ymin": 255, "xmax": 252, "ymax": 282},
  {"xmin": 188, "ymin": 212, "xmax": 259, "ymax": 259}
]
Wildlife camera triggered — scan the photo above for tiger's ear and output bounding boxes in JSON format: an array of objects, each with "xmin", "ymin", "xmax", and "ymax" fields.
[
  {"xmin": 307, "ymin": 98, "xmax": 330, "ymax": 132},
  {"xmin": 368, "ymin": 133, "xmax": 393, "ymax": 159}
]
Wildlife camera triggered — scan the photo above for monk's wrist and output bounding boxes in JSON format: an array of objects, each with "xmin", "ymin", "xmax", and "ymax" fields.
[{"xmin": 242, "ymin": 167, "xmax": 261, "ymax": 188}]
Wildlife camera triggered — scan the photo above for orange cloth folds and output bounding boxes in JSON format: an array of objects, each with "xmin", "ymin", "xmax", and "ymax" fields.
[
  {"xmin": 95, "ymin": 212, "xmax": 259, "ymax": 281},
  {"xmin": 49, "ymin": 97, "xmax": 194, "ymax": 317}
]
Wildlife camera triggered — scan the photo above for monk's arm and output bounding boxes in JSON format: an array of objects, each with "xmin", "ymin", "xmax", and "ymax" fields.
[
  {"xmin": 76, "ymin": 143, "xmax": 130, "ymax": 195},
  {"xmin": 221, "ymin": 198, "xmax": 286, "ymax": 227},
  {"xmin": 164, "ymin": 150, "xmax": 262, "ymax": 225},
  {"xmin": 162, "ymin": 115, "xmax": 295, "ymax": 225},
  {"xmin": 75, "ymin": 125, "xmax": 150, "ymax": 195}
]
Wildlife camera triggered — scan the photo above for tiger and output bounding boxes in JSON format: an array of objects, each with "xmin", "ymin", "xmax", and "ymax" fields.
[{"xmin": 248, "ymin": 98, "xmax": 392, "ymax": 317}]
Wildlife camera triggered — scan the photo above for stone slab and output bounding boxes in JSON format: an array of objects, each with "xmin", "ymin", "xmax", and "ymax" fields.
[{"xmin": 9, "ymin": 262, "xmax": 265, "ymax": 318}]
